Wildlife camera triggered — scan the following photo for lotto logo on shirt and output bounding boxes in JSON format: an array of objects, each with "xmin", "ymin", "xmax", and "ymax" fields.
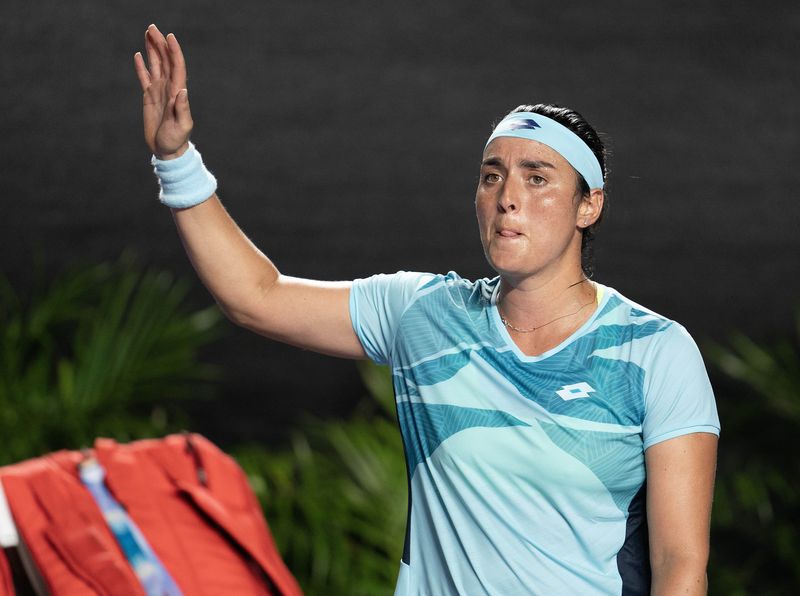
[{"xmin": 555, "ymin": 382, "xmax": 596, "ymax": 400}]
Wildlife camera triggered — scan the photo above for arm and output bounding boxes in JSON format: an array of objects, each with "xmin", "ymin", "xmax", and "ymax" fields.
[
  {"xmin": 133, "ymin": 25, "xmax": 365, "ymax": 359},
  {"xmin": 645, "ymin": 432, "xmax": 718, "ymax": 595}
]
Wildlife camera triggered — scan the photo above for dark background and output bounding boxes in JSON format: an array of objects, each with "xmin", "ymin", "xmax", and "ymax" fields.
[{"xmin": 2, "ymin": 0, "xmax": 798, "ymax": 446}]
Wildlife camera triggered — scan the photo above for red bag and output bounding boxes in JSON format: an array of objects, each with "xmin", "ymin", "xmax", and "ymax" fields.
[
  {"xmin": 0, "ymin": 434, "xmax": 302, "ymax": 596},
  {"xmin": 0, "ymin": 549, "xmax": 12, "ymax": 596}
]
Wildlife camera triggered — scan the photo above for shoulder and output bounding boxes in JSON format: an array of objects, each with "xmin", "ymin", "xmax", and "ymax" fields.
[
  {"xmin": 349, "ymin": 270, "xmax": 497, "ymax": 364},
  {"xmin": 351, "ymin": 270, "xmax": 497, "ymax": 321},
  {"xmin": 406, "ymin": 271, "xmax": 500, "ymax": 315},
  {"xmin": 355, "ymin": 270, "xmax": 497, "ymax": 304},
  {"xmin": 589, "ymin": 284, "xmax": 703, "ymax": 369},
  {"xmin": 594, "ymin": 284, "xmax": 684, "ymax": 336},
  {"xmin": 597, "ymin": 284, "xmax": 673, "ymax": 325},
  {"xmin": 591, "ymin": 284, "xmax": 674, "ymax": 338},
  {"xmin": 598, "ymin": 285, "xmax": 713, "ymax": 388}
]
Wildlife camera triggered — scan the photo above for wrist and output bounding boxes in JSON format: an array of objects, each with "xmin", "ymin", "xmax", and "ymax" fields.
[
  {"xmin": 151, "ymin": 142, "xmax": 217, "ymax": 209},
  {"xmin": 155, "ymin": 142, "xmax": 190, "ymax": 161}
]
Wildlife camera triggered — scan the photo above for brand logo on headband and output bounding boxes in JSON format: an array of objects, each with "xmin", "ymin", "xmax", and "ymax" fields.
[{"xmin": 495, "ymin": 118, "xmax": 541, "ymax": 133}]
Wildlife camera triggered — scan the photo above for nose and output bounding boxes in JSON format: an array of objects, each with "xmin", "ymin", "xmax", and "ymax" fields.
[{"xmin": 497, "ymin": 178, "xmax": 519, "ymax": 213}]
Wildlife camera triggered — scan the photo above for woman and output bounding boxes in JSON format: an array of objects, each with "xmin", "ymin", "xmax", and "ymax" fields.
[{"xmin": 134, "ymin": 24, "xmax": 719, "ymax": 595}]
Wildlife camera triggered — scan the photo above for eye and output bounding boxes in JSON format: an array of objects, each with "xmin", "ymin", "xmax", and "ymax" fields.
[
  {"xmin": 483, "ymin": 173, "xmax": 501, "ymax": 184},
  {"xmin": 529, "ymin": 175, "xmax": 546, "ymax": 185}
]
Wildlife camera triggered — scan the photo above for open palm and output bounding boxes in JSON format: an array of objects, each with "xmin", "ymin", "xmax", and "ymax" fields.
[{"xmin": 134, "ymin": 24, "xmax": 192, "ymax": 159}]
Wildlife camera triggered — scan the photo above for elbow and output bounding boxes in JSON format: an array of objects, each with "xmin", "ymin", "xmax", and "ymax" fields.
[
  {"xmin": 218, "ymin": 298, "xmax": 264, "ymax": 330},
  {"xmin": 219, "ymin": 303, "xmax": 251, "ymax": 328},
  {"xmin": 217, "ymin": 274, "xmax": 282, "ymax": 331}
]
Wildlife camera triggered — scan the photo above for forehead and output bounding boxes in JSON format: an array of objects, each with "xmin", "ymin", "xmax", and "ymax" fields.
[{"xmin": 482, "ymin": 136, "xmax": 572, "ymax": 171}]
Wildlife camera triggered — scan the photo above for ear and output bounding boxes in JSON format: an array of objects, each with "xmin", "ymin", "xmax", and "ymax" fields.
[{"xmin": 577, "ymin": 189, "xmax": 604, "ymax": 228}]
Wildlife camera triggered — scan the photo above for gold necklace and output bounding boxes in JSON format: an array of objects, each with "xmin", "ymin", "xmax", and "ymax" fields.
[{"xmin": 498, "ymin": 279, "xmax": 595, "ymax": 334}]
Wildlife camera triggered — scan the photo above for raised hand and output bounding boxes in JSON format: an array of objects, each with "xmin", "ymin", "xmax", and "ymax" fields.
[{"xmin": 134, "ymin": 24, "xmax": 192, "ymax": 160}]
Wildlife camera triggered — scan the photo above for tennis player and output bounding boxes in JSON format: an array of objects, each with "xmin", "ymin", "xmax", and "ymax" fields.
[{"xmin": 134, "ymin": 24, "xmax": 719, "ymax": 595}]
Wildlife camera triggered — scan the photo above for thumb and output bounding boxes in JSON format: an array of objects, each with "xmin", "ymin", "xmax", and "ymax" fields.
[{"xmin": 175, "ymin": 88, "xmax": 193, "ymax": 129}]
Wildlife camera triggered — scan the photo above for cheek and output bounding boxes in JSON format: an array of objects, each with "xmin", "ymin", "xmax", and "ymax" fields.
[
  {"xmin": 474, "ymin": 197, "xmax": 494, "ymax": 224},
  {"xmin": 541, "ymin": 195, "xmax": 558, "ymax": 208},
  {"xmin": 534, "ymin": 193, "xmax": 578, "ymax": 223}
]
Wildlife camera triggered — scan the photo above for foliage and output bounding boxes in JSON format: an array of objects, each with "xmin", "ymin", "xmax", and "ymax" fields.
[
  {"xmin": 0, "ymin": 254, "xmax": 223, "ymax": 464},
  {"xmin": 11, "ymin": 254, "xmax": 799, "ymax": 593},
  {"xmin": 705, "ymin": 315, "xmax": 800, "ymax": 595},
  {"xmin": 235, "ymin": 360, "xmax": 407, "ymax": 596}
]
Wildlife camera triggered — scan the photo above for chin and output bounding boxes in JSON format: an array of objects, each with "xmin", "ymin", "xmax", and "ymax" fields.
[{"xmin": 486, "ymin": 256, "xmax": 533, "ymax": 280}]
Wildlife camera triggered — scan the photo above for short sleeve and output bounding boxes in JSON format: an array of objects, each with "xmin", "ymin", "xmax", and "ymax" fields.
[
  {"xmin": 349, "ymin": 271, "xmax": 435, "ymax": 365},
  {"xmin": 642, "ymin": 323, "xmax": 721, "ymax": 450}
]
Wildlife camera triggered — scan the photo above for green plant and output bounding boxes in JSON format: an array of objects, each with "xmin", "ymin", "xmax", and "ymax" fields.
[
  {"xmin": 0, "ymin": 254, "xmax": 223, "ymax": 464},
  {"xmin": 705, "ymin": 317, "xmax": 800, "ymax": 595},
  {"xmin": 236, "ymin": 360, "xmax": 407, "ymax": 596}
]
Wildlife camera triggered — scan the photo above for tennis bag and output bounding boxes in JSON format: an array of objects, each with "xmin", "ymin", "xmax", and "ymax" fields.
[
  {"xmin": 0, "ymin": 433, "xmax": 302, "ymax": 595},
  {"xmin": 0, "ymin": 548, "xmax": 11, "ymax": 596}
]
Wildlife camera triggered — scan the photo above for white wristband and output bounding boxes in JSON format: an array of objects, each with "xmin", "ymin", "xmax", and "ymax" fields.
[{"xmin": 151, "ymin": 142, "xmax": 218, "ymax": 209}]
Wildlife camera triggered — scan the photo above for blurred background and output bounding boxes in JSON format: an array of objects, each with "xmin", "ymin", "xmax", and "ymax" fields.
[{"xmin": 1, "ymin": 0, "xmax": 798, "ymax": 593}]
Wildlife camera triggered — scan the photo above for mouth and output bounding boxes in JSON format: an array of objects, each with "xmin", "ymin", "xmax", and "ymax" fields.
[{"xmin": 496, "ymin": 227, "xmax": 522, "ymax": 238}]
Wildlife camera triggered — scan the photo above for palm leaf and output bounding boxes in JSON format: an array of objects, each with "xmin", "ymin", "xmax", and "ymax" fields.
[
  {"xmin": 0, "ymin": 254, "xmax": 223, "ymax": 463},
  {"xmin": 704, "ymin": 319, "xmax": 800, "ymax": 594},
  {"xmin": 236, "ymin": 360, "xmax": 406, "ymax": 595}
]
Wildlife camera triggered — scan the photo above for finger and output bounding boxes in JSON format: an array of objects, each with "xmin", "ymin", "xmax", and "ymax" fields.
[
  {"xmin": 145, "ymin": 25, "xmax": 162, "ymax": 79},
  {"xmin": 174, "ymin": 88, "xmax": 194, "ymax": 131},
  {"xmin": 133, "ymin": 52, "xmax": 151, "ymax": 92},
  {"xmin": 148, "ymin": 24, "xmax": 172, "ymax": 80},
  {"xmin": 166, "ymin": 33, "xmax": 188, "ymax": 97}
]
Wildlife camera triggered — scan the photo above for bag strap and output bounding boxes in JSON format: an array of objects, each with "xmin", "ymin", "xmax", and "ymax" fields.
[
  {"xmin": 21, "ymin": 460, "xmax": 143, "ymax": 596},
  {"xmin": 151, "ymin": 434, "xmax": 302, "ymax": 596},
  {"xmin": 0, "ymin": 472, "xmax": 51, "ymax": 596}
]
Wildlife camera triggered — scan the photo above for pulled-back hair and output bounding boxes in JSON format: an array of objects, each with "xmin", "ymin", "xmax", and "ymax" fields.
[{"xmin": 501, "ymin": 104, "xmax": 609, "ymax": 277}]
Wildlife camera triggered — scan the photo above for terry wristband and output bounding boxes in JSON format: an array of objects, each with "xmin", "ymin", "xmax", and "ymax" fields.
[{"xmin": 151, "ymin": 142, "xmax": 218, "ymax": 208}]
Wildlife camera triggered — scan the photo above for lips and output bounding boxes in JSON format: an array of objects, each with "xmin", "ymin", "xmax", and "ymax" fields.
[{"xmin": 496, "ymin": 227, "xmax": 522, "ymax": 238}]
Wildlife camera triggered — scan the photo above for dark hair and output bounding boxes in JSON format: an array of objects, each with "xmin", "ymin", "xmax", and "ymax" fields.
[{"xmin": 500, "ymin": 103, "xmax": 609, "ymax": 277}]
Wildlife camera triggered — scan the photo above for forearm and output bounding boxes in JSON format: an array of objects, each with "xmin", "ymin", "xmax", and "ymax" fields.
[
  {"xmin": 135, "ymin": 24, "xmax": 272, "ymax": 322},
  {"xmin": 171, "ymin": 195, "xmax": 279, "ymax": 323},
  {"xmin": 646, "ymin": 434, "xmax": 717, "ymax": 596},
  {"xmin": 650, "ymin": 554, "xmax": 708, "ymax": 595},
  {"xmin": 135, "ymin": 25, "xmax": 364, "ymax": 358}
]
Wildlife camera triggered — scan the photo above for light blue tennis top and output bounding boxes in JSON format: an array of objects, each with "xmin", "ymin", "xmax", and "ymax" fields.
[{"xmin": 349, "ymin": 271, "xmax": 720, "ymax": 596}]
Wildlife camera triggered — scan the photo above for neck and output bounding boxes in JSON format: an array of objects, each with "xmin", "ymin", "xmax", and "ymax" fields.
[{"xmin": 497, "ymin": 267, "xmax": 596, "ymax": 332}]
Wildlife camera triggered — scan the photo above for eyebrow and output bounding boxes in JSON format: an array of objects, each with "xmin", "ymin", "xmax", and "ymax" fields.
[
  {"xmin": 519, "ymin": 159, "xmax": 555, "ymax": 170},
  {"xmin": 480, "ymin": 157, "xmax": 504, "ymax": 168},
  {"xmin": 481, "ymin": 157, "xmax": 556, "ymax": 170}
]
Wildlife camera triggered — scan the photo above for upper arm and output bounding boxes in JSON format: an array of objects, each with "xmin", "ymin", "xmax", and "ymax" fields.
[
  {"xmin": 233, "ymin": 271, "xmax": 433, "ymax": 361},
  {"xmin": 642, "ymin": 324, "xmax": 720, "ymax": 449},
  {"xmin": 645, "ymin": 432, "xmax": 718, "ymax": 590},
  {"xmin": 235, "ymin": 275, "xmax": 367, "ymax": 359},
  {"xmin": 640, "ymin": 322, "xmax": 721, "ymax": 592}
]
